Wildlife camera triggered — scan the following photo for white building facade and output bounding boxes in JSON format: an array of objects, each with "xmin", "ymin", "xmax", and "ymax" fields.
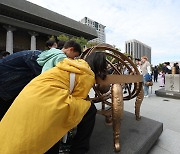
[
  {"xmin": 80, "ymin": 17, "xmax": 106, "ymax": 43},
  {"xmin": 125, "ymin": 39, "xmax": 151, "ymax": 63}
]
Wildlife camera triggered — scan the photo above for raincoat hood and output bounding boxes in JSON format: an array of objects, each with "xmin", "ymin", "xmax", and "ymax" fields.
[{"xmin": 56, "ymin": 58, "xmax": 95, "ymax": 77}]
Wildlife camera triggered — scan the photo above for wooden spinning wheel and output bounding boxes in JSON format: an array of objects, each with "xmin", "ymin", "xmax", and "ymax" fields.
[{"xmin": 81, "ymin": 43, "xmax": 144, "ymax": 152}]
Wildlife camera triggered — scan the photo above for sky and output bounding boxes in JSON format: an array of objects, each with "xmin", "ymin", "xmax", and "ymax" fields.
[{"xmin": 27, "ymin": 0, "xmax": 180, "ymax": 65}]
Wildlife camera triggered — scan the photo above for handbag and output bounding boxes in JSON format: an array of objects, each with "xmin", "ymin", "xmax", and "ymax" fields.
[{"xmin": 145, "ymin": 81, "xmax": 153, "ymax": 86}]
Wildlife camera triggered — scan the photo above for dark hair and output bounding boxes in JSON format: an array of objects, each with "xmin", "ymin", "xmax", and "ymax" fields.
[
  {"xmin": 57, "ymin": 40, "xmax": 66, "ymax": 50},
  {"xmin": 63, "ymin": 40, "xmax": 82, "ymax": 55},
  {"xmin": 85, "ymin": 52, "xmax": 107, "ymax": 80},
  {"xmin": 0, "ymin": 51, "xmax": 10, "ymax": 59},
  {"xmin": 46, "ymin": 40, "xmax": 57, "ymax": 48},
  {"xmin": 135, "ymin": 58, "xmax": 141, "ymax": 61}
]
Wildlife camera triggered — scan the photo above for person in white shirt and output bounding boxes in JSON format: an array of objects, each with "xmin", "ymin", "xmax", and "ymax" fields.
[{"xmin": 141, "ymin": 56, "xmax": 152, "ymax": 97}]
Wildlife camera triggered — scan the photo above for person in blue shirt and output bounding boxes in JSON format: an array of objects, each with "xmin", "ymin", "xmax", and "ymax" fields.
[{"xmin": 0, "ymin": 50, "xmax": 42, "ymax": 120}]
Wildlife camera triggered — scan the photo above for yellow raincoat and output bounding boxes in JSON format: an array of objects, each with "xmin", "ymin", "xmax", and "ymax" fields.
[{"xmin": 0, "ymin": 58, "xmax": 95, "ymax": 154}]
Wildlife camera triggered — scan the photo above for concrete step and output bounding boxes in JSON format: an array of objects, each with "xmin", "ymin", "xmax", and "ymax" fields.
[{"xmin": 155, "ymin": 88, "xmax": 180, "ymax": 99}]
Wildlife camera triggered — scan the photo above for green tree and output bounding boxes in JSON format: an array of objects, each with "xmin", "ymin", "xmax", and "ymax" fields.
[
  {"xmin": 57, "ymin": 34, "xmax": 88, "ymax": 49},
  {"xmin": 158, "ymin": 63, "xmax": 163, "ymax": 72},
  {"xmin": 70, "ymin": 36, "xmax": 88, "ymax": 49},
  {"xmin": 49, "ymin": 35, "xmax": 56, "ymax": 40},
  {"xmin": 123, "ymin": 52, "xmax": 130, "ymax": 57},
  {"xmin": 57, "ymin": 34, "xmax": 70, "ymax": 41},
  {"xmin": 86, "ymin": 42, "xmax": 98, "ymax": 48}
]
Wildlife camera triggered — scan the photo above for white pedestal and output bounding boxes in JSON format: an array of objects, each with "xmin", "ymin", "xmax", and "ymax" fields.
[{"xmin": 165, "ymin": 74, "xmax": 180, "ymax": 92}]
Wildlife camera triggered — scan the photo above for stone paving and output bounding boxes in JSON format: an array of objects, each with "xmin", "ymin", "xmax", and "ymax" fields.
[{"xmin": 123, "ymin": 78, "xmax": 180, "ymax": 154}]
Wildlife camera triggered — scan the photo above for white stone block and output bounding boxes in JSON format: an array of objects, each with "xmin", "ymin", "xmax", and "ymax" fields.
[{"xmin": 165, "ymin": 74, "xmax": 180, "ymax": 92}]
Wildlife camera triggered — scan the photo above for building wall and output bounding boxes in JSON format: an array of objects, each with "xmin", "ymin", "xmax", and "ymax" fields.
[
  {"xmin": 125, "ymin": 39, "xmax": 152, "ymax": 63},
  {"xmin": 36, "ymin": 35, "xmax": 49, "ymax": 51},
  {"xmin": 0, "ymin": 1, "xmax": 98, "ymax": 54},
  {"xmin": 0, "ymin": 25, "xmax": 6, "ymax": 51},
  {"xmin": 80, "ymin": 17, "xmax": 106, "ymax": 44},
  {"xmin": 13, "ymin": 30, "xmax": 31, "ymax": 52},
  {"xmin": 0, "ymin": 0, "xmax": 97, "ymax": 40},
  {"xmin": 0, "ymin": 24, "xmax": 49, "ymax": 52}
]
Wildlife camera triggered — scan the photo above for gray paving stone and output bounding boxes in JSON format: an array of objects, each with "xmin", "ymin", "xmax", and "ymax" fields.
[
  {"xmin": 148, "ymin": 145, "xmax": 171, "ymax": 154},
  {"xmin": 156, "ymin": 129, "xmax": 180, "ymax": 154}
]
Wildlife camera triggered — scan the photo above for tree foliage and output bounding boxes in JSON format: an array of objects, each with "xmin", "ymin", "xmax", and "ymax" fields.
[
  {"xmin": 57, "ymin": 34, "xmax": 121, "ymax": 51},
  {"xmin": 57, "ymin": 34, "xmax": 88, "ymax": 49},
  {"xmin": 49, "ymin": 35, "xmax": 56, "ymax": 40},
  {"xmin": 57, "ymin": 34, "xmax": 69, "ymax": 42},
  {"xmin": 71, "ymin": 36, "xmax": 88, "ymax": 49},
  {"xmin": 86, "ymin": 42, "xmax": 98, "ymax": 48},
  {"xmin": 123, "ymin": 52, "xmax": 130, "ymax": 57}
]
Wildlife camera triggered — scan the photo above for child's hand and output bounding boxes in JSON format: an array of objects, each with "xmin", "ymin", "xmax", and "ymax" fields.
[{"xmin": 85, "ymin": 95, "xmax": 90, "ymax": 101}]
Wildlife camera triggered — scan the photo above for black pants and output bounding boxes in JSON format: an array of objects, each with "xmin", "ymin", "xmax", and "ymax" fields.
[
  {"xmin": 45, "ymin": 140, "xmax": 60, "ymax": 154},
  {"xmin": 154, "ymin": 75, "xmax": 158, "ymax": 82},
  {"xmin": 46, "ymin": 103, "xmax": 97, "ymax": 154},
  {"xmin": 0, "ymin": 97, "xmax": 14, "ymax": 121}
]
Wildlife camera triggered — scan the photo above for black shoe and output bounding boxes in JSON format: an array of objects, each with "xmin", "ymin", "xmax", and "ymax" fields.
[
  {"xmin": 59, "ymin": 142, "xmax": 71, "ymax": 153},
  {"xmin": 59, "ymin": 129, "xmax": 76, "ymax": 153}
]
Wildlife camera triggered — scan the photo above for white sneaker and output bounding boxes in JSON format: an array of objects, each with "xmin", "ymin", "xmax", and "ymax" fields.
[{"xmin": 144, "ymin": 95, "xmax": 149, "ymax": 98}]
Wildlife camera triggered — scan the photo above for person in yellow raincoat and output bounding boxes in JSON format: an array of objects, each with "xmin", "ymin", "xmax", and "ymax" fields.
[{"xmin": 0, "ymin": 52, "xmax": 107, "ymax": 154}]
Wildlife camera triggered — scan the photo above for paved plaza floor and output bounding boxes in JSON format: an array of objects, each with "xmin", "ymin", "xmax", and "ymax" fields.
[
  {"xmin": 88, "ymin": 76, "xmax": 180, "ymax": 154},
  {"xmin": 124, "ymin": 78, "xmax": 180, "ymax": 154}
]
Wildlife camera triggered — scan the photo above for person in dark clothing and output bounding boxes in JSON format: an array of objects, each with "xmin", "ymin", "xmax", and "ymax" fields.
[
  {"xmin": 45, "ymin": 40, "xmax": 65, "ymax": 50},
  {"xmin": 162, "ymin": 62, "xmax": 171, "ymax": 84},
  {"xmin": 57, "ymin": 40, "xmax": 66, "ymax": 50},
  {"xmin": 0, "ymin": 50, "xmax": 42, "ymax": 120},
  {"xmin": 162, "ymin": 63, "xmax": 167, "ymax": 74},
  {"xmin": 166, "ymin": 62, "xmax": 172, "ymax": 74},
  {"xmin": 69, "ymin": 103, "xmax": 97, "ymax": 154},
  {"xmin": 153, "ymin": 66, "xmax": 159, "ymax": 82},
  {"xmin": 175, "ymin": 63, "xmax": 180, "ymax": 74},
  {"xmin": 45, "ymin": 103, "xmax": 97, "ymax": 154}
]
